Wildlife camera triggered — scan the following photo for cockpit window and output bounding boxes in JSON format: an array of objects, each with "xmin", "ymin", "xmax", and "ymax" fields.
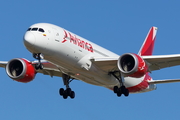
[
  {"xmin": 27, "ymin": 28, "xmax": 31, "ymax": 31},
  {"xmin": 31, "ymin": 28, "xmax": 38, "ymax": 31},
  {"xmin": 39, "ymin": 28, "xmax": 45, "ymax": 32},
  {"xmin": 27, "ymin": 27, "xmax": 45, "ymax": 33}
]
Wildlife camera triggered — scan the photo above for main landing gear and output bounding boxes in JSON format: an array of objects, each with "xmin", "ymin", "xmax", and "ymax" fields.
[
  {"xmin": 110, "ymin": 72, "xmax": 129, "ymax": 97},
  {"xmin": 33, "ymin": 53, "xmax": 43, "ymax": 70},
  {"xmin": 59, "ymin": 74, "xmax": 75, "ymax": 99}
]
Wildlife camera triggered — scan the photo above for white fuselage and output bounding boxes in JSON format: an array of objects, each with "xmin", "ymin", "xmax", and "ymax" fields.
[{"xmin": 23, "ymin": 23, "xmax": 156, "ymax": 93}]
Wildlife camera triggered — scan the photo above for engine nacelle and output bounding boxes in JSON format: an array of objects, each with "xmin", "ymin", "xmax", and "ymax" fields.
[
  {"xmin": 118, "ymin": 53, "xmax": 148, "ymax": 78},
  {"xmin": 6, "ymin": 58, "xmax": 36, "ymax": 83}
]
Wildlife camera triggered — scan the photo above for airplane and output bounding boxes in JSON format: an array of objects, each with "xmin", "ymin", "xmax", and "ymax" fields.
[{"xmin": 1, "ymin": 23, "xmax": 180, "ymax": 99}]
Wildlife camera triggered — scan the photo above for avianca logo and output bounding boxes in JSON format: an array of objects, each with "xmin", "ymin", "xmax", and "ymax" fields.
[{"xmin": 63, "ymin": 30, "xmax": 94, "ymax": 53}]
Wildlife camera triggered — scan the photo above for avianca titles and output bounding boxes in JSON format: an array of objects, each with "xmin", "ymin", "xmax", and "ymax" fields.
[{"xmin": 1, "ymin": 23, "xmax": 180, "ymax": 99}]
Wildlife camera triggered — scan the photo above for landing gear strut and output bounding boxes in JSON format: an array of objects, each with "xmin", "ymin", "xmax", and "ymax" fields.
[
  {"xmin": 33, "ymin": 53, "xmax": 43, "ymax": 70},
  {"xmin": 110, "ymin": 72, "xmax": 129, "ymax": 97},
  {"xmin": 59, "ymin": 74, "xmax": 75, "ymax": 99}
]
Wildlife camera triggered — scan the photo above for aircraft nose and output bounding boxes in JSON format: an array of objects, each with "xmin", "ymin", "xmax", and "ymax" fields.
[{"xmin": 23, "ymin": 32, "xmax": 36, "ymax": 52}]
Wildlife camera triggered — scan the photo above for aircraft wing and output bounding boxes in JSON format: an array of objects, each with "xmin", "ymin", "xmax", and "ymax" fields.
[
  {"xmin": 91, "ymin": 57, "xmax": 119, "ymax": 72},
  {"xmin": 33, "ymin": 60, "xmax": 63, "ymax": 77},
  {"xmin": 142, "ymin": 54, "xmax": 180, "ymax": 71},
  {"xmin": 92, "ymin": 54, "xmax": 180, "ymax": 72},
  {"xmin": 0, "ymin": 60, "xmax": 62, "ymax": 77},
  {"xmin": 92, "ymin": 55, "xmax": 180, "ymax": 84}
]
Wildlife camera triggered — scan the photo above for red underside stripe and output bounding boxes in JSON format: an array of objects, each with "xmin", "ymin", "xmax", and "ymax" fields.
[{"xmin": 127, "ymin": 73, "xmax": 151, "ymax": 93}]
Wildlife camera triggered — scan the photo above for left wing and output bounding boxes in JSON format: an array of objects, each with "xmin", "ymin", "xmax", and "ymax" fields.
[
  {"xmin": 91, "ymin": 57, "xmax": 119, "ymax": 72},
  {"xmin": 142, "ymin": 54, "xmax": 180, "ymax": 71},
  {"xmin": 91, "ymin": 54, "xmax": 180, "ymax": 84},
  {"xmin": 92, "ymin": 54, "xmax": 180, "ymax": 72}
]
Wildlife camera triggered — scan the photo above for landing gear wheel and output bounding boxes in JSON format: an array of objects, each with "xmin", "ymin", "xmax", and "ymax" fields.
[
  {"xmin": 124, "ymin": 89, "xmax": 129, "ymax": 97},
  {"xmin": 121, "ymin": 86, "xmax": 126, "ymax": 93},
  {"xmin": 59, "ymin": 88, "xmax": 64, "ymax": 96},
  {"xmin": 113, "ymin": 85, "xmax": 129, "ymax": 97},
  {"xmin": 66, "ymin": 88, "xmax": 72, "ymax": 96},
  {"xmin": 113, "ymin": 86, "xmax": 118, "ymax": 93},
  {"xmin": 120, "ymin": 86, "xmax": 129, "ymax": 97},
  {"xmin": 70, "ymin": 91, "xmax": 75, "ymax": 99},
  {"xmin": 117, "ymin": 88, "xmax": 122, "ymax": 97},
  {"xmin": 60, "ymin": 88, "xmax": 76, "ymax": 99},
  {"xmin": 63, "ymin": 91, "xmax": 68, "ymax": 99},
  {"xmin": 59, "ymin": 74, "xmax": 76, "ymax": 99}
]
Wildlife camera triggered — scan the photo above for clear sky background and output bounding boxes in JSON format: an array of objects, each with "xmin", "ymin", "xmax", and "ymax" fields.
[{"xmin": 0, "ymin": 1, "xmax": 180, "ymax": 120}]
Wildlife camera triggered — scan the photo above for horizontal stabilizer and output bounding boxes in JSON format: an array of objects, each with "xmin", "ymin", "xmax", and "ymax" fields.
[
  {"xmin": 0, "ymin": 61, "xmax": 8, "ymax": 68},
  {"xmin": 149, "ymin": 79, "xmax": 180, "ymax": 84}
]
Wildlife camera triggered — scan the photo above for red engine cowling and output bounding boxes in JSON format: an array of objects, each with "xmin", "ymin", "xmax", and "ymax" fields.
[
  {"xmin": 6, "ymin": 58, "xmax": 36, "ymax": 83},
  {"xmin": 117, "ymin": 53, "xmax": 148, "ymax": 78}
]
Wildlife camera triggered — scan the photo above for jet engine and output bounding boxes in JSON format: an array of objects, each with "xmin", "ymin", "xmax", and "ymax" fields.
[
  {"xmin": 6, "ymin": 58, "xmax": 36, "ymax": 83},
  {"xmin": 117, "ymin": 53, "xmax": 148, "ymax": 78}
]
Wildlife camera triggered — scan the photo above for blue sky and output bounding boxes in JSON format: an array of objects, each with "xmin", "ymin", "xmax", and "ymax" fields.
[{"xmin": 0, "ymin": 0, "xmax": 180, "ymax": 120}]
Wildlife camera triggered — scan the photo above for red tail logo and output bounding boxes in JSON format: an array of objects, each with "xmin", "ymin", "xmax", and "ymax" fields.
[{"xmin": 138, "ymin": 27, "xmax": 157, "ymax": 56}]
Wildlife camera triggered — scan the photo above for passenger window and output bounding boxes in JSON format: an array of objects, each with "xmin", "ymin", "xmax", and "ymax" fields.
[
  {"xmin": 27, "ymin": 28, "xmax": 31, "ymax": 31},
  {"xmin": 39, "ymin": 28, "xmax": 45, "ymax": 32},
  {"xmin": 32, "ymin": 28, "xmax": 38, "ymax": 31}
]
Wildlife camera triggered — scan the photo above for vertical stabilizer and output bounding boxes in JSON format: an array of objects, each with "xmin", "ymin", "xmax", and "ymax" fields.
[{"xmin": 138, "ymin": 27, "xmax": 158, "ymax": 56}]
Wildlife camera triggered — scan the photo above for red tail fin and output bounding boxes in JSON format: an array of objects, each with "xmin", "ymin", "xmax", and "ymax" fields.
[{"xmin": 138, "ymin": 27, "xmax": 158, "ymax": 56}]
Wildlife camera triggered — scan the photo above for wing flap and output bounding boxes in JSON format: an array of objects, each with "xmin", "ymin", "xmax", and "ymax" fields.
[
  {"xmin": 91, "ymin": 57, "xmax": 119, "ymax": 72},
  {"xmin": 37, "ymin": 69, "xmax": 62, "ymax": 77},
  {"xmin": 32, "ymin": 60, "xmax": 63, "ymax": 77}
]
